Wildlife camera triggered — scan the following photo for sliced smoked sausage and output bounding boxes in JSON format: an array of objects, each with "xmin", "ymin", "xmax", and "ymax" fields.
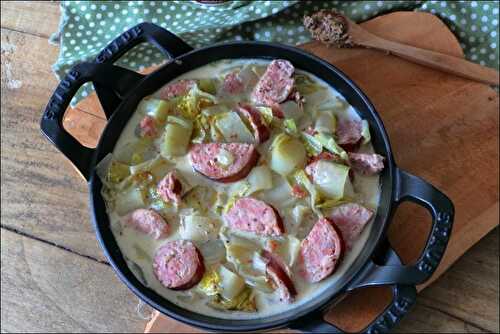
[
  {"xmin": 153, "ymin": 240, "xmax": 205, "ymax": 290},
  {"xmin": 189, "ymin": 143, "xmax": 259, "ymax": 183},
  {"xmin": 221, "ymin": 72, "xmax": 245, "ymax": 94},
  {"xmin": 224, "ymin": 197, "xmax": 285, "ymax": 237},
  {"xmin": 237, "ymin": 103, "xmax": 271, "ymax": 143},
  {"xmin": 251, "ymin": 60, "xmax": 295, "ymax": 106},
  {"xmin": 336, "ymin": 118, "xmax": 362, "ymax": 146},
  {"xmin": 121, "ymin": 208, "xmax": 170, "ymax": 240},
  {"xmin": 157, "ymin": 171, "xmax": 183, "ymax": 205},
  {"xmin": 327, "ymin": 203, "xmax": 374, "ymax": 249},
  {"xmin": 262, "ymin": 250, "xmax": 297, "ymax": 303},
  {"xmin": 299, "ymin": 218, "xmax": 344, "ymax": 283},
  {"xmin": 159, "ymin": 79, "xmax": 195, "ymax": 100},
  {"xmin": 138, "ymin": 116, "xmax": 158, "ymax": 138},
  {"xmin": 348, "ymin": 152, "xmax": 385, "ymax": 175}
]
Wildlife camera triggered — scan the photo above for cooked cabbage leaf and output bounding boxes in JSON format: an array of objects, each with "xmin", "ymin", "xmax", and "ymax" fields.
[
  {"xmin": 183, "ymin": 186, "xmax": 217, "ymax": 214},
  {"xmin": 295, "ymin": 73, "xmax": 325, "ymax": 95},
  {"xmin": 314, "ymin": 109, "xmax": 336, "ymax": 134},
  {"xmin": 198, "ymin": 267, "xmax": 221, "ymax": 296},
  {"xmin": 255, "ymin": 106, "xmax": 274, "ymax": 126},
  {"xmin": 220, "ymin": 228, "xmax": 274, "ymax": 293},
  {"xmin": 214, "ymin": 112, "xmax": 255, "ymax": 143},
  {"xmin": 275, "ymin": 235, "xmax": 301, "ymax": 268},
  {"xmin": 199, "ymin": 239, "xmax": 226, "ymax": 265},
  {"xmin": 138, "ymin": 98, "xmax": 170, "ymax": 123},
  {"xmin": 218, "ymin": 265, "xmax": 246, "ymax": 300},
  {"xmin": 212, "ymin": 191, "xmax": 228, "ymax": 216},
  {"xmin": 361, "ymin": 119, "xmax": 371, "ymax": 144},
  {"xmin": 161, "ymin": 117, "xmax": 193, "ymax": 157},
  {"xmin": 115, "ymin": 187, "xmax": 146, "ymax": 216},
  {"xmin": 300, "ymin": 132, "xmax": 323, "ymax": 156},
  {"xmin": 258, "ymin": 172, "xmax": 296, "ymax": 208},
  {"xmin": 174, "ymin": 84, "xmax": 217, "ymax": 120},
  {"xmin": 280, "ymin": 101, "xmax": 303, "ymax": 122},
  {"xmin": 309, "ymin": 160, "xmax": 352, "ymax": 200},
  {"xmin": 129, "ymin": 155, "xmax": 171, "ymax": 180},
  {"xmin": 199, "ymin": 265, "xmax": 255, "ymax": 311},
  {"xmin": 294, "ymin": 170, "xmax": 321, "ymax": 208},
  {"xmin": 113, "ymin": 138, "xmax": 154, "ymax": 165},
  {"xmin": 245, "ymin": 165, "xmax": 273, "ymax": 195},
  {"xmin": 180, "ymin": 214, "xmax": 219, "ymax": 242},
  {"xmin": 270, "ymin": 133, "xmax": 306, "ymax": 176},
  {"xmin": 197, "ymin": 78, "xmax": 218, "ymax": 95},
  {"xmin": 283, "ymin": 118, "xmax": 298, "ymax": 136},
  {"xmin": 107, "ymin": 161, "xmax": 130, "ymax": 184},
  {"xmin": 314, "ymin": 132, "xmax": 348, "ymax": 161},
  {"xmin": 208, "ymin": 286, "xmax": 256, "ymax": 312}
]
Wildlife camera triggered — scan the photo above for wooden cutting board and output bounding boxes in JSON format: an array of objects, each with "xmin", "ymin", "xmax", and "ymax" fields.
[{"xmin": 62, "ymin": 12, "xmax": 499, "ymax": 333}]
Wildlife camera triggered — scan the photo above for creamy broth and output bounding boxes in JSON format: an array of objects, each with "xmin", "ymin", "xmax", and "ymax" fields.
[{"xmin": 102, "ymin": 59, "xmax": 381, "ymax": 319}]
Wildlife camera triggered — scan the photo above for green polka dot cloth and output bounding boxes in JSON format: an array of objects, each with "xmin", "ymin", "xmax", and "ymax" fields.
[{"xmin": 50, "ymin": 0, "xmax": 499, "ymax": 105}]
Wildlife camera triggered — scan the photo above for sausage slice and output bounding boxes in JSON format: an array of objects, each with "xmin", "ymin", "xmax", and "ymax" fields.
[
  {"xmin": 299, "ymin": 218, "xmax": 344, "ymax": 283},
  {"xmin": 221, "ymin": 72, "xmax": 245, "ymax": 94},
  {"xmin": 153, "ymin": 240, "xmax": 205, "ymax": 290},
  {"xmin": 336, "ymin": 118, "xmax": 362, "ymax": 145},
  {"xmin": 307, "ymin": 151, "xmax": 343, "ymax": 165},
  {"xmin": 224, "ymin": 197, "xmax": 285, "ymax": 237},
  {"xmin": 157, "ymin": 171, "xmax": 183, "ymax": 205},
  {"xmin": 138, "ymin": 116, "xmax": 158, "ymax": 138},
  {"xmin": 327, "ymin": 203, "xmax": 374, "ymax": 249},
  {"xmin": 251, "ymin": 60, "xmax": 295, "ymax": 106},
  {"xmin": 237, "ymin": 104, "xmax": 271, "ymax": 143},
  {"xmin": 348, "ymin": 152, "xmax": 385, "ymax": 175},
  {"xmin": 121, "ymin": 209, "xmax": 170, "ymax": 239},
  {"xmin": 159, "ymin": 79, "xmax": 195, "ymax": 100},
  {"xmin": 189, "ymin": 143, "xmax": 259, "ymax": 183},
  {"xmin": 262, "ymin": 250, "xmax": 297, "ymax": 303}
]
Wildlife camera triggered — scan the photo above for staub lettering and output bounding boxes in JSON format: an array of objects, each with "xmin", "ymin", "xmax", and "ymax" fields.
[
  {"xmin": 96, "ymin": 25, "xmax": 143, "ymax": 63},
  {"xmin": 417, "ymin": 211, "xmax": 452, "ymax": 275},
  {"xmin": 44, "ymin": 69, "xmax": 82, "ymax": 120},
  {"xmin": 367, "ymin": 292, "xmax": 414, "ymax": 334}
]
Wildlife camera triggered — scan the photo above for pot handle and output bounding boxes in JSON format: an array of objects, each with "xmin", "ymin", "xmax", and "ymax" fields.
[
  {"xmin": 40, "ymin": 63, "xmax": 143, "ymax": 180},
  {"xmin": 289, "ymin": 246, "xmax": 417, "ymax": 333},
  {"xmin": 290, "ymin": 169, "xmax": 454, "ymax": 333},
  {"xmin": 93, "ymin": 22, "xmax": 193, "ymax": 118},
  {"xmin": 40, "ymin": 23, "xmax": 194, "ymax": 180},
  {"xmin": 347, "ymin": 168, "xmax": 454, "ymax": 289},
  {"xmin": 94, "ymin": 22, "xmax": 193, "ymax": 68}
]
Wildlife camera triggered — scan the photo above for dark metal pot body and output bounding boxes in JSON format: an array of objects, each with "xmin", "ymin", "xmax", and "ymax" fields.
[{"xmin": 40, "ymin": 23, "xmax": 454, "ymax": 333}]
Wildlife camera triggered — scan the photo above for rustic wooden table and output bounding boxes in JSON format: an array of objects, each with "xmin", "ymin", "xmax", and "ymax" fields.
[{"xmin": 1, "ymin": 2, "xmax": 498, "ymax": 333}]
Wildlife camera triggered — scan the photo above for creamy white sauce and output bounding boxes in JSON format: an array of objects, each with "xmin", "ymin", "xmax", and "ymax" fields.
[{"xmin": 108, "ymin": 59, "xmax": 380, "ymax": 319}]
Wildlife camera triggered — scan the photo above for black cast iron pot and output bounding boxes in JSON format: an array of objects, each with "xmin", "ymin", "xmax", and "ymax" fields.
[{"xmin": 41, "ymin": 23, "xmax": 454, "ymax": 333}]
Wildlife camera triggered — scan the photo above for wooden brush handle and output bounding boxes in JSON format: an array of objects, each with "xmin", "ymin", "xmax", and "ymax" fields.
[{"xmin": 361, "ymin": 37, "xmax": 499, "ymax": 86}]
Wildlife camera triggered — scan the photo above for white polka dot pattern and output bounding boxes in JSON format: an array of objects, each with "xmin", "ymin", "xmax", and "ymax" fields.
[{"xmin": 53, "ymin": 0, "xmax": 499, "ymax": 105}]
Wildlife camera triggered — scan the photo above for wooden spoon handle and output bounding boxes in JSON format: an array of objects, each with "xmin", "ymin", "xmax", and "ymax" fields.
[{"xmin": 360, "ymin": 38, "xmax": 499, "ymax": 86}]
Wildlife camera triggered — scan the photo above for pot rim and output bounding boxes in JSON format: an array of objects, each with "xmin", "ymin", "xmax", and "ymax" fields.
[{"xmin": 87, "ymin": 41, "xmax": 396, "ymax": 332}]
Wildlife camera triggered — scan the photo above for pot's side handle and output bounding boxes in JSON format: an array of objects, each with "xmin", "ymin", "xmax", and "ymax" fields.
[
  {"xmin": 393, "ymin": 168, "xmax": 455, "ymax": 283},
  {"xmin": 40, "ymin": 63, "xmax": 143, "ymax": 180},
  {"xmin": 347, "ymin": 168, "xmax": 455, "ymax": 288},
  {"xmin": 94, "ymin": 22, "xmax": 193, "ymax": 66},
  {"xmin": 41, "ymin": 23, "xmax": 194, "ymax": 180},
  {"xmin": 289, "ymin": 247, "xmax": 417, "ymax": 334},
  {"xmin": 93, "ymin": 23, "xmax": 192, "ymax": 118},
  {"xmin": 290, "ymin": 170, "xmax": 454, "ymax": 333},
  {"xmin": 291, "ymin": 286, "xmax": 416, "ymax": 334}
]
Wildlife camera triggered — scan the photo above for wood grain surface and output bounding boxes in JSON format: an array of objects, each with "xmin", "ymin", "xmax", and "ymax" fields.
[
  {"xmin": 142, "ymin": 11, "xmax": 499, "ymax": 333},
  {"xmin": 1, "ymin": 229, "xmax": 152, "ymax": 333},
  {"xmin": 346, "ymin": 17, "xmax": 499, "ymax": 86},
  {"xmin": 1, "ymin": 2, "xmax": 498, "ymax": 333}
]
